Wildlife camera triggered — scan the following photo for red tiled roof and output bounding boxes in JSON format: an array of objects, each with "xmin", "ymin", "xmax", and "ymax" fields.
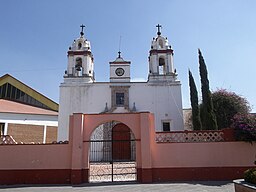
[{"xmin": 0, "ymin": 99, "xmax": 58, "ymax": 116}]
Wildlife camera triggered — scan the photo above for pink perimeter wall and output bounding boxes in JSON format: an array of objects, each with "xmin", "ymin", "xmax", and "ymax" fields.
[
  {"xmin": 0, "ymin": 144, "xmax": 72, "ymax": 184},
  {"xmin": 150, "ymin": 141, "xmax": 255, "ymax": 181},
  {"xmin": 0, "ymin": 144, "xmax": 71, "ymax": 170},
  {"xmin": 151, "ymin": 142, "xmax": 255, "ymax": 168},
  {"xmin": 0, "ymin": 112, "xmax": 255, "ymax": 184}
]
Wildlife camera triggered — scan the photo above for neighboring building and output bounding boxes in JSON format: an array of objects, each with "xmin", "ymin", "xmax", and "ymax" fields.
[
  {"xmin": 0, "ymin": 74, "xmax": 58, "ymax": 143},
  {"xmin": 58, "ymin": 25, "xmax": 184, "ymax": 141},
  {"xmin": 0, "ymin": 74, "xmax": 58, "ymax": 111}
]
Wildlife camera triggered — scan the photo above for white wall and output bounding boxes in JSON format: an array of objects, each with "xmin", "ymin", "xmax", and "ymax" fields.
[
  {"xmin": 129, "ymin": 82, "xmax": 183, "ymax": 131},
  {"xmin": 0, "ymin": 113, "xmax": 57, "ymax": 122},
  {"xmin": 58, "ymin": 79, "xmax": 184, "ymax": 141},
  {"xmin": 58, "ymin": 80, "xmax": 111, "ymax": 140}
]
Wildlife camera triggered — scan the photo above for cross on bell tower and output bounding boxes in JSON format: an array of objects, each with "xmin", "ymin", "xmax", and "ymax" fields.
[
  {"xmin": 156, "ymin": 24, "xmax": 162, "ymax": 36},
  {"xmin": 80, "ymin": 24, "xmax": 85, "ymax": 36}
]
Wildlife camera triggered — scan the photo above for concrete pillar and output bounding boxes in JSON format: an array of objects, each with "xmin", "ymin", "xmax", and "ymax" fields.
[
  {"xmin": 139, "ymin": 112, "xmax": 153, "ymax": 183},
  {"xmin": 4, "ymin": 123, "xmax": 8, "ymax": 135},
  {"xmin": 43, "ymin": 125, "xmax": 47, "ymax": 144},
  {"xmin": 70, "ymin": 113, "xmax": 84, "ymax": 184}
]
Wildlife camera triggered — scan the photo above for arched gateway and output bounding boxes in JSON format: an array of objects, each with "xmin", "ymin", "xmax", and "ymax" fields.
[
  {"xmin": 89, "ymin": 121, "xmax": 136, "ymax": 182},
  {"xmin": 69, "ymin": 112, "xmax": 155, "ymax": 184}
]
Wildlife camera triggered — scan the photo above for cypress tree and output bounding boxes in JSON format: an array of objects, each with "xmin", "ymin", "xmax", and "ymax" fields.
[
  {"xmin": 189, "ymin": 70, "xmax": 202, "ymax": 130},
  {"xmin": 198, "ymin": 49, "xmax": 218, "ymax": 130}
]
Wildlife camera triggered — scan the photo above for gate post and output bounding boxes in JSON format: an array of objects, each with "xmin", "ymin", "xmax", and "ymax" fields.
[
  {"xmin": 70, "ymin": 113, "xmax": 84, "ymax": 184},
  {"xmin": 139, "ymin": 112, "xmax": 153, "ymax": 183}
]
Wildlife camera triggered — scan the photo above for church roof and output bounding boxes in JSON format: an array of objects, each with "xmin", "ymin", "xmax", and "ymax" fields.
[
  {"xmin": 0, "ymin": 74, "xmax": 58, "ymax": 111},
  {"xmin": 0, "ymin": 99, "xmax": 58, "ymax": 116}
]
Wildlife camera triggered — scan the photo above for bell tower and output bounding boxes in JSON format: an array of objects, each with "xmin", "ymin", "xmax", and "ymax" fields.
[
  {"xmin": 64, "ymin": 25, "xmax": 94, "ymax": 82},
  {"xmin": 148, "ymin": 24, "xmax": 177, "ymax": 82}
]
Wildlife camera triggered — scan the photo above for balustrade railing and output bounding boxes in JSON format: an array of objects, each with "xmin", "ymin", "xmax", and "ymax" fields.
[
  {"xmin": 0, "ymin": 135, "xmax": 17, "ymax": 145},
  {"xmin": 155, "ymin": 129, "xmax": 234, "ymax": 143}
]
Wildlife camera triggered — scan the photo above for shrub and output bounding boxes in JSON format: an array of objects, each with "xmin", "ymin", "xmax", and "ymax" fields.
[
  {"xmin": 244, "ymin": 168, "xmax": 256, "ymax": 184},
  {"xmin": 231, "ymin": 114, "xmax": 256, "ymax": 142},
  {"xmin": 212, "ymin": 89, "xmax": 251, "ymax": 129}
]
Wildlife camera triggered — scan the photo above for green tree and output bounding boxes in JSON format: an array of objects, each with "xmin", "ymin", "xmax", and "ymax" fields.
[
  {"xmin": 198, "ymin": 49, "xmax": 218, "ymax": 130},
  {"xmin": 212, "ymin": 89, "xmax": 251, "ymax": 129},
  {"xmin": 188, "ymin": 70, "xmax": 202, "ymax": 130}
]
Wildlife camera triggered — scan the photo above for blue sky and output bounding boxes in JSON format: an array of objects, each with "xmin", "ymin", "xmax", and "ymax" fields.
[{"xmin": 0, "ymin": 0, "xmax": 256, "ymax": 112}]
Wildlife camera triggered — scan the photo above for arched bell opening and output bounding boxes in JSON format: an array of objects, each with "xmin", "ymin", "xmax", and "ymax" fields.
[
  {"xmin": 159, "ymin": 57, "xmax": 166, "ymax": 75},
  {"xmin": 75, "ymin": 57, "xmax": 83, "ymax": 76},
  {"xmin": 78, "ymin": 42, "xmax": 82, "ymax": 49}
]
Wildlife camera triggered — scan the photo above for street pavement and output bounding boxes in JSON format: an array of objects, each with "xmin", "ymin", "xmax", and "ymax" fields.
[{"xmin": 0, "ymin": 181, "xmax": 234, "ymax": 192}]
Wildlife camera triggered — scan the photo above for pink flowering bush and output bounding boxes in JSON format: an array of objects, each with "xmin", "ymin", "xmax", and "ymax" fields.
[
  {"xmin": 231, "ymin": 114, "xmax": 256, "ymax": 142},
  {"xmin": 212, "ymin": 89, "xmax": 250, "ymax": 129}
]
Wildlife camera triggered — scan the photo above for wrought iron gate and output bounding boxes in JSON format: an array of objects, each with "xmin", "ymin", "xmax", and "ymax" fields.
[{"xmin": 89, "ymin": 122, "xmax": 136, "ymax": 183}]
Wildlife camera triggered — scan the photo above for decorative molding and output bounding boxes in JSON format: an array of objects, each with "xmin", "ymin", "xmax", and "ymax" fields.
[
  {"xmin": 110, "ymin": 86, "xmax": 130, "ymax": 109},
  {"xmin": 109, "ymin": 61, "xmax": 131, "ymax": 64},
  {"xmin": 149, "ymin": 49, "xmax": 173, "ymax": 54},
  {"xmin": 67, "ymin": 50, "xmax": 92, "ymax": 56}
]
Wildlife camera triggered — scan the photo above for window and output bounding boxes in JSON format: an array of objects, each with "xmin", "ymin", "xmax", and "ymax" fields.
[
  {"xmin": 163, "ymin": 122, "xmax": 171, "ymax": 132},
  {"xmin": 6, "ymin": 83, "xmax": 11, "ymax": 98},
  {"xmin": 116, "ymin": 93, "xmax": 124, "ymax": 106},
  {"xmin": 11, "ymin": 86, "xmax": 16, "ymax": 99},
  {"xmin": 2, "ymin": 84, "xmax": 7, "ymax": 97},
  {"xmin": 24, "ymin": 94, "xmax": 28, "ymax": 103},
  {"xmin": 16, "ymin": 89, "xmax": 21, "ymax": 99},
  {"xmin": 110, "ymin": 86, "xmax": 130, "ymax": 110}
]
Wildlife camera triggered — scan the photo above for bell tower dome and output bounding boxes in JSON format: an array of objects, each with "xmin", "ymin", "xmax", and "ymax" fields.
[
  {"xmin": 64, "ymin": 25, "xmax": 94, "ymax": 83},
  {"xmin": 148, "ymin": 24, "xmax": 177, "ymax": 83}
]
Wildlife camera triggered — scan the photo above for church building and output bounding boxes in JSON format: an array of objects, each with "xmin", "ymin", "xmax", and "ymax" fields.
[
  {"xmin": 0, "ymin": 25, "xmax": 253, "ymax": 185},
  {"xmin": 58, "ymin": 25, "xmax": 184, "ymax": 141}
]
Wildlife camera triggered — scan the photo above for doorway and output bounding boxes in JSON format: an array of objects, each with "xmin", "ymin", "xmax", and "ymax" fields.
[{"xmin": 89, "ymin": 121, "xmax": 136, "ymax": 182}]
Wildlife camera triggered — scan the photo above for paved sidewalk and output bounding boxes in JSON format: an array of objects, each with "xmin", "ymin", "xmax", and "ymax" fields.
[{"xmin": 0, "ymin": 181, "xmax": 234, "ymax": 192}]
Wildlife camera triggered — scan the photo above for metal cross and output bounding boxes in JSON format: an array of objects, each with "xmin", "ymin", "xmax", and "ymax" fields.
[
  {"xmin": 80, "ymin": 24, "xmax": 85, "ymax": 33},
  {"xmin": 80, "ymin": 24, "xmax": 85, "ymax": 36},
  {"xmin": 156, "ymin": 24, "xmax": 162, "ymax": 35}
]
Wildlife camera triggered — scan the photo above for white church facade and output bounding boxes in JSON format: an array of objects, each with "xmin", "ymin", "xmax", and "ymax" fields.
[{"xmin": 58, "ymin": 25, "xmax": 184, "ymax": 141}]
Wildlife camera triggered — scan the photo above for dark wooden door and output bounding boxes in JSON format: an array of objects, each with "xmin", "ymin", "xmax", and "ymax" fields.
[{"xmin": 112, "ymin": 123, "xmax": 131, "ymax": 161}]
